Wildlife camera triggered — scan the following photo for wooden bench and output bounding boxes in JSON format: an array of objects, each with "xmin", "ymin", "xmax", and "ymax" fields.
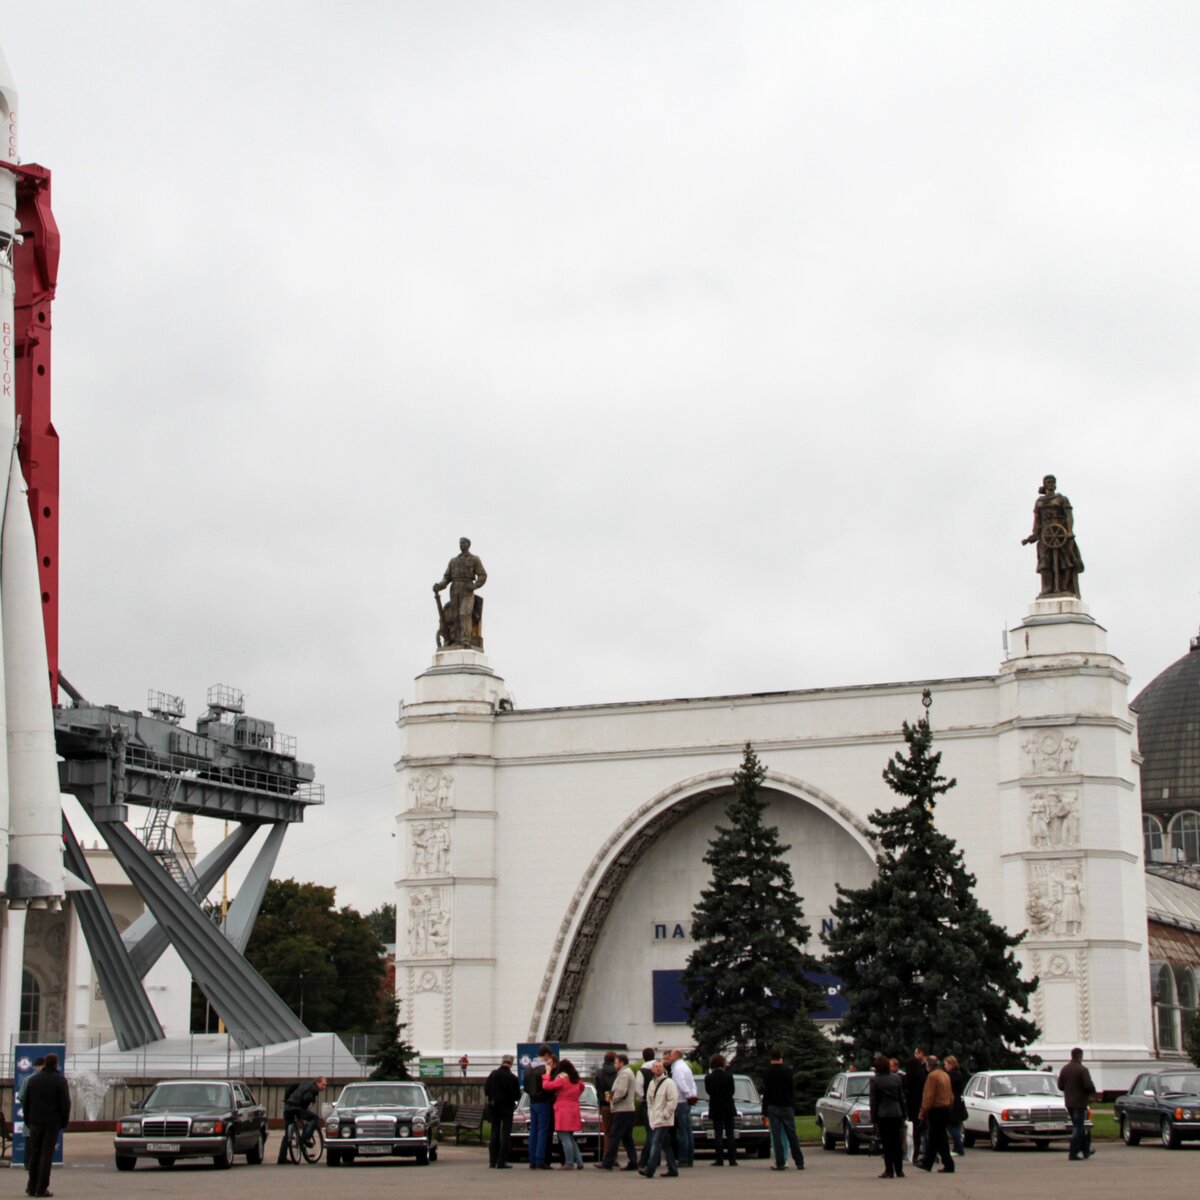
[{"xmin": 453, "ymin": 1104, "xmax": 487, "ymax": 1144}]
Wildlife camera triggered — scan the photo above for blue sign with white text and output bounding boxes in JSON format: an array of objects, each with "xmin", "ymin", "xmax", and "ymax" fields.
[
  {"xmin": 516, "ymin": 1041, "xmax": 560, "ymax": 1087},
  {"xmin": 13, "ymin": 1042, "xmax": 67, "ymax": 1167}
]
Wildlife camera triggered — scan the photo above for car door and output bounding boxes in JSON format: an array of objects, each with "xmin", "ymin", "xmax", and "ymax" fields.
[
  {"xmin": 963, "ymin": 1076, "xmax": 987, "ymax": 1132},
  {"xmin": 1121, "ymin": 1075, "xmax": 1147, "ymax": 1133},
  {"xmin": 232, "ymin": 1083, "xmax": 255, "ymax": 1150},
  {"xmin": 1132, "ymin": 1075, "xmax": 1159, "ymax": 1133}
]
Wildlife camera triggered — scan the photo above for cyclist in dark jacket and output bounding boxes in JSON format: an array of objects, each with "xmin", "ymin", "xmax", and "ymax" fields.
[{"xmin": 276, "ymin": 1075, "xmax": 326, "ymax": 1164}]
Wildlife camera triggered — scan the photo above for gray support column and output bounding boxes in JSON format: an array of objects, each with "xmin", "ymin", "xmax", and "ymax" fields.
[
  {"xmin": 61, "ymin": 819, "xmax": 165, "ymax": 1049},
  {"xmin": 220, "ymin": 822, "xmax": 287, "ymax": 953},
  {"xmin": 96, "ymin": 820, "xmax": 309, "ymax": 1047},
  {"xmin": 124, "ymin": 823, "xmax": 257, "ymax": 977}
]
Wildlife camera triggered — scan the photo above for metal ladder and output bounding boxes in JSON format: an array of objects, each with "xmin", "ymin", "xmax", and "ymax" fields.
[{"xmin": 140, "ymin": 774, "xmax": 197, "ymax": 890}]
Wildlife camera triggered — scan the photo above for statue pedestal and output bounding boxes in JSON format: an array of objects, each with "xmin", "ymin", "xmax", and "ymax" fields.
[
  {"xmin": 996, "ymin": 598, "xmax": 1152, "ymax": 1066},
  {"xmin": 393, "ymin": 649, "xmax": 505, "ymax": 1054}
]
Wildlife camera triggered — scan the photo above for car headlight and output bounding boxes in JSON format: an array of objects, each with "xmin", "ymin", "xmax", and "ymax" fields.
[
  {"xmin": 191, "ymin": 1119, "xmax": 224, "ymax": 1135},
  {"xmin": 413, "ymin": 1118, "xmax": 426, "ymax": 1132},
  {"xmin": 1175, "ymin": 1108, "xmax": 1193, "ymax": 1121},
  {"xmin": 325, "ymin": 1121, "xmax": 340, "ymax": 1137},
  {"xmin": 117, "ymin": 1119, "xmax": 141, "ymax": 1135},
  {"xmin": 1000, "ymin": 1109, "xmax": 1030, "ymax": 1122}
]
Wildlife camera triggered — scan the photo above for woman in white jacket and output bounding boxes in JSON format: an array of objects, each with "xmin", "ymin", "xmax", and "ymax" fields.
[{"xmin": 640, "ymin": 1061, "xmax": 680, "ymax": 1178}]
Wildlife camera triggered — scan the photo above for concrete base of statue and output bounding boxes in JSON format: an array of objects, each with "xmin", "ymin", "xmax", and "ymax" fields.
[{"xmin": 996, "ymin": 596, "xmax": 1153, "ymax": 1070}]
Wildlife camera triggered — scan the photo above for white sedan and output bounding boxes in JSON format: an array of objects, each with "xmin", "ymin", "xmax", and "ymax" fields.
[{"xmin": 961, "ymin": 1070, "xmax": 1086, "ymax": 1151}]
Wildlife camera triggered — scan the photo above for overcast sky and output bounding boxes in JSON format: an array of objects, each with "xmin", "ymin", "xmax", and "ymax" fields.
[{"xmin": 4, "ymin": 2, "xmax": 1198, "ymax": 912}]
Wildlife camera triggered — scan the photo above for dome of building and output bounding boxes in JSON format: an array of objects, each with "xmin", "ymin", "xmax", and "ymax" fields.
[{"xmin": 1132, "ymin": 631, "xmax": 1200, "ymax": 813}]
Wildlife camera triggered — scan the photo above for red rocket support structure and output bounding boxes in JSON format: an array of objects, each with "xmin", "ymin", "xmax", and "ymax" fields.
[{"xmin": 7, "ymin": 161, "xmax": 60, "ymax": 702}]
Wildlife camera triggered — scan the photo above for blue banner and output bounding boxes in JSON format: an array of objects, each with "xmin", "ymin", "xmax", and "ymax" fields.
[
  {"xmin": 13, "ymin": 1042, "xmax": 67, "ymax": 1167},
  {"xmin": 651, "ymin": 970, "xmax": 847, "ymax": 1022}
]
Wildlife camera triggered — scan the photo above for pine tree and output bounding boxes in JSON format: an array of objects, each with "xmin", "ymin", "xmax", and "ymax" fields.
[
  {"xmin": 824, "ymin": 708, "xmax": 1039, "ymax": 1069},
  {"xmin": 682, "ymin": 744, "xmax": 826, "ymax": 1080},
  {"xmin": 369, "ymin": 992, "xmax": 419, "ymax": 1080},
  {"xmin": 1186, "ymin": 1011, "xmax": 1200, "ymax": 1068}
]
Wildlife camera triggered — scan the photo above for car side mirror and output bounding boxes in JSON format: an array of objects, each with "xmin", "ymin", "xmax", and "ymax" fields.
[
  {"xmin": 1143, "ymin": 1089, "xmax": 1155, "ymax": 1096},
  {"xmin": 130, "ymin": 1100, "xmax": 142, "ymax": 1111}
]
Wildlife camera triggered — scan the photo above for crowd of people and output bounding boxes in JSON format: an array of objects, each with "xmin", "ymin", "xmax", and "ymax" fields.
[
  {"xmin": 485, "ymin": 1043, "xmax": 808, "ymax": 1176},
  {"xmin": 483, "ymin": 1041, "xmax": 1098, "ymax": 1177}
]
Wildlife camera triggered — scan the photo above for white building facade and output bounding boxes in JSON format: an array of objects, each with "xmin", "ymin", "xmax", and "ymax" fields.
[{"xmin": 394, "ymin": 596, "xmax": 1154, "ymax": 1090}]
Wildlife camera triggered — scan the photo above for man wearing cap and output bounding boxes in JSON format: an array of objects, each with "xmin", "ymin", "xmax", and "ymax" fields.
[{"xmin": 485, "ymin": 1055, "xmax": 522, "ymax": 1168}]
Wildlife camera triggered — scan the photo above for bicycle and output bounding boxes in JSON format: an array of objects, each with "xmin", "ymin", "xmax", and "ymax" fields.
[{"xmin": 284, "ymin": 1112, "xmax": 325, "ymax": 1164}]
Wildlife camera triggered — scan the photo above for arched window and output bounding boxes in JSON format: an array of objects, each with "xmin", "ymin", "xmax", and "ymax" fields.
[
  {"xmin": 1177, "ymin": 967, "xmax": 1198, "ymax": 1040},
  {"xmin": 19, "ymin": 970, "xmax": 41, "ymax": 1041},
  {"xmin": 1143, "ymin": 814, "xmax": 1165, "ymax": 862},
  {"xmin": 1170, "ymin": 811, "xmax": 1200, "ymax": 863},
  {"xmin": 1155, "ymin": 964, "xmax": 1178, "ymax": 1051}
]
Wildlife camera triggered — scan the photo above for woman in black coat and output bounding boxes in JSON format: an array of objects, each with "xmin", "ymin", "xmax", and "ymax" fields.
[
  {"xmin": 703, "ymin": 1054, "xmax": 738, "ymax": 1166},
  {"xmin": 869, "ymin": 1055, "xmax": 907, "ymax": 1179}
]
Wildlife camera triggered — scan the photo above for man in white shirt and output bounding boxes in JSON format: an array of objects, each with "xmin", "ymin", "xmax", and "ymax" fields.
[{"xmin": 668, "ymin": 1048, "xmax": 697, "ymax": 1166}]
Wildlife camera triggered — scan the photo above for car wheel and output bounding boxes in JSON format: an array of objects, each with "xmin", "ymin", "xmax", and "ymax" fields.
[
  {"xmin": 1120, "ymin": 1116, "xmax": 1140, "ymax": 1147},
  {"xmin": 157, "ymin": 1156, "xmax": 176, "ymax": 1168},
  {"xmin": 844, "ymin": 1123, "xmax": 860, "ymax": 1155},
  {"xmin": 1161, "ymin": 1117, "xmax": 1180, "ymax": 1150},
  {"xmin": 416, "ymin": 1147, "xmax": 429, "ymax": 1165},
  {"xmin": 326, "ymin": 1149, "xmax": 341, "ymax": 1167},
  {"xmin": 819, "ymin": 1121, "xmax": 836, "ymax": 1151},
  {"xmin": 115, "ymin": 1154, "xmax": 136, "ymax": 1172},
  {"xmin": 962, "ymin": 1130, "xmax": 976, "ymax": 1149},
  {"xmin": 989, "ymin": 1119, "xmax": 1008, "ymax": 1152},
  {"xmin": 213, "ymin": 1132, "xmax": 235, "ymax": 1169},
  {"xmin": 246, "ymin": 1130, "xmax": 266, "ymax": 1164}
]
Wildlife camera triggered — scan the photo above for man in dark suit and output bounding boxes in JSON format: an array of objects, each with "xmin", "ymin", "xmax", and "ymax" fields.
[
  {"xmin": 902, "ymin": 1047, "xmax": 928, "ymax": 1163},
  {"xmin": 23, "ymin": 1052, "xmax": 70, "ymax": 1197},
  {"xmin": 485, "ymin": 1055, "xmax": 522, "ymax": 1168}
]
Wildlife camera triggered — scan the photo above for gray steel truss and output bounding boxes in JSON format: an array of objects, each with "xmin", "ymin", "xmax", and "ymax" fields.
[
  {"xmin": 56, "ymin": 695, "xmax": 323, "ymax": 1050},
  {"xmin": 123, "ymin": 823, "xmax": 257, "ymax": 977},
  {"xmin": 62, "ymin": 818, "xmax": 165, "ymax": 1049}
]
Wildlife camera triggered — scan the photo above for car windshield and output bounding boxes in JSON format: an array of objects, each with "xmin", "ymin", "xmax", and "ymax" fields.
[
  {"xmin": 339, "ymin": 1085, "xmax": 426, "ymax": 1108},
  {"xmin": 847, "ymin": 1075, "xmax": 872, "ymax": 1099},
  {"xmin": 1160, "ymin": 1073, "xmax": 1200, "ymax": 1096},
  {"xmin": 989, "ymin": 1075, "xmax": 1059, "ymax": 1097},
  {"xmin": 694, "ymin": 1076, "xmax": 760, "ymax": 1104},
  {"xmin": 142, "ymin": 1083, "xmax": 229, "ymax": 1110}
]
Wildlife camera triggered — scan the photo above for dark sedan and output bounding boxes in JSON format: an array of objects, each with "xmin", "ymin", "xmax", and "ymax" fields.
[
  {"xmin": 692, "ymin": 1073, "xmax": 771, "ymax": 1157},
  {"xmin": 1115, "ymin": 1069, "xmax": 1200, "ymax": 1149},
  {"xmin": 324, "ymin": 1080, "xmax": 441, "ymax": 1165},
  {"xmin": 113, "ymin": 1079, "xmax": 267, "ymax": 1170}
]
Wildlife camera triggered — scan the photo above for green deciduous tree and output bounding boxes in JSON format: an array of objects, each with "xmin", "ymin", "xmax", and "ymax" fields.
[
  {"xmin": 682, "ymin": 744, "xmax": 828, "ymax": 1084},
  {"xmin": 365, "ymin": 902, "xmax": 396, "ymax": 945},
  {"xmin": 243, "ymin": 879, "xmax": 387, "ymax": 1034},
  {"xmin": 824, "ymin": 710, "xmax": 1039, "ymax": 1069},
  {"xmin": 369, "ymin": 992, "xmax": 419, "ymax": 1080}
]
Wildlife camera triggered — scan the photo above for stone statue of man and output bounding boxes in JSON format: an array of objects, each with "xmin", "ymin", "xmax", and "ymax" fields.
[
  {"xmin": 433, "ymin": 537, "xmax": 487, "ymax": 649},
  {"xmin": 1021, "ymin": 474, "xmax": 1084, "ymax": 598}
]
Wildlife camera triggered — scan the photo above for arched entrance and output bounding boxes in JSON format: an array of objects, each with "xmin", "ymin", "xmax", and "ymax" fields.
[{"xmin": 530, "ymin": 770, "xmax": 876, "ymax": 1045}]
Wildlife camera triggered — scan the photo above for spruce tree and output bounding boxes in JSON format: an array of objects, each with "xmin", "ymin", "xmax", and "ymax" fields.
[
  {"xmin": 682, "ymin": 744, "xmax": 827, "ymax": 1080},
  {"xmin": 369, "ymin": 992, "xmax": 419, "ymax": 1080},
  {"xmin": 824, "ymin": 708, "xmax": 1039, "ymax": 1069}
]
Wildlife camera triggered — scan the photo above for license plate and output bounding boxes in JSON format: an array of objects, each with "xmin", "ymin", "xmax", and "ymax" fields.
[
  {"xmin": 146, "ymin": 1142, "xmax": 180, "ymax": 1152},
  {"xmin": 360, "ymin": 1145, "xmax": 391, "ymax": 1155},
  {"xmin": 1034, "ymin": 1123, "xmax": 1061, "ymax": 1131}
]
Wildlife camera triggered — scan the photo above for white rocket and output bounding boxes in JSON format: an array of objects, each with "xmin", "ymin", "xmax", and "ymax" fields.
[{"xmin": 0, "ymin": 45, "xmax": 64, "ymax": 908}]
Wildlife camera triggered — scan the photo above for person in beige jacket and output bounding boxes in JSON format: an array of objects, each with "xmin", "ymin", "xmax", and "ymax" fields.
[
  {"xmin": 918, "ymin": 1056, "xmax": 956, "ymax": 1174},
  {"xmin": 596, "ymin": 1052, "xmax": 639, "ymax": 1171},
  {"xmin": 640, "ymin": 1061, "xmax": 680, "ymax": 1177}
]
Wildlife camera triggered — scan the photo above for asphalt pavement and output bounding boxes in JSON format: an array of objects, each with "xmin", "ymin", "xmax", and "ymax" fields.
[{"xmin": 6, "ymin": 1133, "xmax": 1197, "ymax": 1200}]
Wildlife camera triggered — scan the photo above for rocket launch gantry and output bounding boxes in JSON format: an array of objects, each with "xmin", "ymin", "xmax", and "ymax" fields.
[{"xmin": 1, "ymin": 43, "xmax": 330, "ymax": 1059}]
